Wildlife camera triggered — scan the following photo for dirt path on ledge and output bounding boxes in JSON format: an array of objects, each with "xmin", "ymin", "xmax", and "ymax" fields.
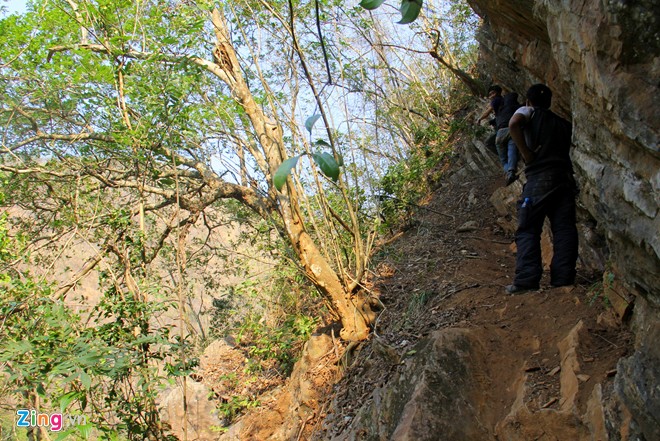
[
  {"xmin": 217, "ymin": 162, "xmax": 633, "ymax": 440},
  {"xmin": 310, "ymin": 169, "xmax": 632, "ymax": 440}
]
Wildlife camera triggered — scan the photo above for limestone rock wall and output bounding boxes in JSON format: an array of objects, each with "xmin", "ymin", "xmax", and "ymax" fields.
[
  {"xmin": 466, "ymin": 1, "xmax": 659, "ymax": 438},
  {"xmin": 467, "ymin": 0, "xmax": 659, "ymax": 300}
]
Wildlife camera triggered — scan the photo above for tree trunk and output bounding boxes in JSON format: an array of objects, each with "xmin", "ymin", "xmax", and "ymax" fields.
[
  {"xmin": 208, "ymin": 8, "xmax": 372, "ymax": 341},
  {"xmin": 293, "ymin": 225, "xmax": 371, "ymax": 341}
]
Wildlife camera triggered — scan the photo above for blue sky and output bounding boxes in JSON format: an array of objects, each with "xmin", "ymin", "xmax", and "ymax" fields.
[{"xmin": 2, "ymin": 0, "xmax": 27, "ymax": 16}]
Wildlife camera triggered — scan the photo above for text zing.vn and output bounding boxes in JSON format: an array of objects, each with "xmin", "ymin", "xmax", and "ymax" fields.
[{"xmin": 16, "ymin": 409, "xmax": 87, "ymax": 432}]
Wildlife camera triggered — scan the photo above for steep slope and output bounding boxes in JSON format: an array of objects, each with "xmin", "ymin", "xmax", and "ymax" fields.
[
  {"xmin": 206, "ymin": 1, "xmax": 659, "ymax": 438},
  {"xmin": 209, "ymin": 132, "xmax": 632, "ymax": 440},
  {"xmin": 311, "ymin": 137, "xmax": 632, "ymax": 440}
]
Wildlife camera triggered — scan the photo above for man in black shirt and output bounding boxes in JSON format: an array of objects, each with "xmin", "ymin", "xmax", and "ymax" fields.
[{"xmin": 506, "ymin": 84, "xmax": 578, "ymax": 294}]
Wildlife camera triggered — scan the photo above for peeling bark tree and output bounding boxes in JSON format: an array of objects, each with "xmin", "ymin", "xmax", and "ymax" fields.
[{"xmin": 204, "ymin": 9, "xmax": 372, "ymax": 340}]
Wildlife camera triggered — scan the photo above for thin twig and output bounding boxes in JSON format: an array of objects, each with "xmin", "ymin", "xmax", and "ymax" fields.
[
  {"xmin": 296, "ymin": 413, "xmax": 314, "ymax": 441},
  {"xmin": 314, "ymin": 0, "xmax": 332, "ymax": 85},
  {"xmin": 594, "ymin": 332, "xmax": 619, "ymax": 349},
  {"xmin": 462, "ymin": 235, "xmax": 512, "ymax": 245}
]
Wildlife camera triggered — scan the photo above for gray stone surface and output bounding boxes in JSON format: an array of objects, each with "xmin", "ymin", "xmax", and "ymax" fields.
[
  {"xmin": 468, "ymin": 0, "xmax": 660, "ymax": 301},
  {"xmin": 467, "ymin": 0, "xmax": 659, "ymax": 437},
  {"xmin": 613, "ymin": 297, "xmax": 660, "ymax": 441},
  {"xmin": 335, "ymin": 329, "xmax": 490, "ymax": 441}
]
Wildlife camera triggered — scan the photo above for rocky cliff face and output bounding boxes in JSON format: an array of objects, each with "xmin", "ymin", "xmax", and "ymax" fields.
[
  {"xmin": 467, "ymin": 0, "xmax": 659, "ymax": 299},
  {"xmin": 466, "ymin": 0, "xmax": 659, "ymax": 438}
]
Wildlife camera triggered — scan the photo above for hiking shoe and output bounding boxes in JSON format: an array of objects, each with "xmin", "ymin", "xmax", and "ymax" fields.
[
  {"xmin": 505, "ymin": 171, "xmax": 518, "ymax": 186},
  {"xmin": 505, "ymin": 284, "xmax": 538, "ymax": 295}
]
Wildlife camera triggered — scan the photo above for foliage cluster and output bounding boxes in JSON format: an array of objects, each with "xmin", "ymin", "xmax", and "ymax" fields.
[
  {"xmin": 204, "ymin": 256, "xmax": 319, "ymax": 425},
  {"xmin": 216, "ymin": 395, "xmax": 260, "ymax": 426},
  {"xmin": 377, "ymin": 89, "xmax": 474, "ymax": 228},
  {"xmin": 0, "ymin": 0, "xmax": 481, "ymax": 437},
  {"xmin": 211, "ymin": 263, "xmax": 320, "ymax": 377},
  {"xmin": 0, "ymin": 209, "xmax": 188, "ymax": 440}
]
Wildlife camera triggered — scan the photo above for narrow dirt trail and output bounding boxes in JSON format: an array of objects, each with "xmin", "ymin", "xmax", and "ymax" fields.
[
  {"xmin": 312, "ymin": 165, "xmax": 631, "ymax": 440},
  {"xmin": 216, "ymin": 152, "xmax": 632, "ymax": 440}
]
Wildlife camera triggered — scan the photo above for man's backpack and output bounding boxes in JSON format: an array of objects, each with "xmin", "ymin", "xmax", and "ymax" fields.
[{"xmin": 495, "ymin": 93, "xmax": 521, "ymax": 129}]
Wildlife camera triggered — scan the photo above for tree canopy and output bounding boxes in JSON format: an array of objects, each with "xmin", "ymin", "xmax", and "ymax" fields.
[{"xmin": 0, "ymin": 0, "xmax": 480, "ymax": 436}]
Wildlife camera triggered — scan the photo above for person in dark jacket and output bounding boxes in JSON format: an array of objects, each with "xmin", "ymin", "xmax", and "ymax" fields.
[
  {"xmin": 477, "ymin": 85, "xmax": 502, "ymax": 124},
  {"xmin": 478, "ymin": 85, "xmax": 520, "ymax": 185},
  {"xmin": 494, "ymin": 92, "xmax": 521, "ymax": 185},
  {"xmin": 506, "ymin": 84, "xmax": 578, "ymax": 294},
  {"xmin": 477, "ymin": 85, "xmax": 502, "ymax": 157}
]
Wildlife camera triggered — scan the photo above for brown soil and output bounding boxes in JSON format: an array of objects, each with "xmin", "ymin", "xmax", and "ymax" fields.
[
  {"xmin": 306, "ymin": 170, "xmax": 632, "ymax": 439},
  {"xmin": 220, "ymin": 162, "xmax": 633, "ymax": 440}
]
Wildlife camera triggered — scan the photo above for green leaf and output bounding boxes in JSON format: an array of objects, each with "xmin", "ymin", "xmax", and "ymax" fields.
[
  {"xmin": 314, "ymin": 140, "xmax": 344, "ymax": 165},
  {"xmin": 312, "ymin": 152, "xmax": 340, "ymax": 182},
  {"xmin": 158, "ymin": 177, "xmax": 175, "ymax": 187},
  {"xmin": 273, "ymin": 155, "xmax": 301, "ymax": 191},
  {"xmin": 304, "ymin": 114, "xmax": 321, "ymax": 134},
  {"xmin": 79, "ymin": 371, "xmax": 92, "ymax": 389},
  {"xmin": 76, "ymin": 423, "xmax": 95, "ymax": 438},
  {"xmin": 59, "ymin": 391, "xmax": 78, "ymax": 412},
  {"xmin": 398, "ymin": 0, "xmax": 423, "ymax": 24},
  {"xmin": 359, "ymin": 0, "xmax": 387, "ymax": 10},
  {"xmin": 36, "ymin": 382, "xmax": 46, "ymax": 396},
  {"xmin": 54, "ymin": 427, "xmax": 78, "ymax": 441}
]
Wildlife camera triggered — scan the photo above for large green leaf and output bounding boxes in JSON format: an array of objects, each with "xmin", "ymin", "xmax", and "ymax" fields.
[
  {"xmin": 315, "ymin": 140, "xmax": 344, "ymax": 166},
  {"xmin": 273, "ymin": 155, "xmax": 301, "ymax": 191},
  {"xmin": 54, "ymin": 427, "xmax": 78, "ymax": 441},
  {"xmin": 359, "ymin": 0, "xmax": 387, "ymax": 10},
  {"xmin": 79, "ymin": 371, "xmax": 92, "ymax": 389},
  {"xmin": 398, "ymin": 0, "xmax": 423, "ymax": 24},
  {"xmin": 36, "ymin": 382, "xmax": 47, "ymax": 396},
  {"xmin": 312, "ymin": 152, "xmax": 340, "ymax": 182},
  {"xmin": 304, "ymin": 114, "xmax": 322, "ymax": 134},
  {"xmin": 59, "ymin": 391, "xmax": 77, "ymax": 412}
]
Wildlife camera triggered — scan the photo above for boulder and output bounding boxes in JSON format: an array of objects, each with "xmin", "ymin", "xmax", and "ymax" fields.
[
  {"xmin": 159, "ymin": 380, "xmax": 222, "ymax": 441},
  {"xmin": 335, "ymin": 329, "xmax": 490, "ymax": 440}
]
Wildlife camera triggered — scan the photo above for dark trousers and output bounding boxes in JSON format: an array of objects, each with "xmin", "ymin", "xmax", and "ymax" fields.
[{"xmin": 514, "ymin": 185, "xmax": 578, "ymax": 288}]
